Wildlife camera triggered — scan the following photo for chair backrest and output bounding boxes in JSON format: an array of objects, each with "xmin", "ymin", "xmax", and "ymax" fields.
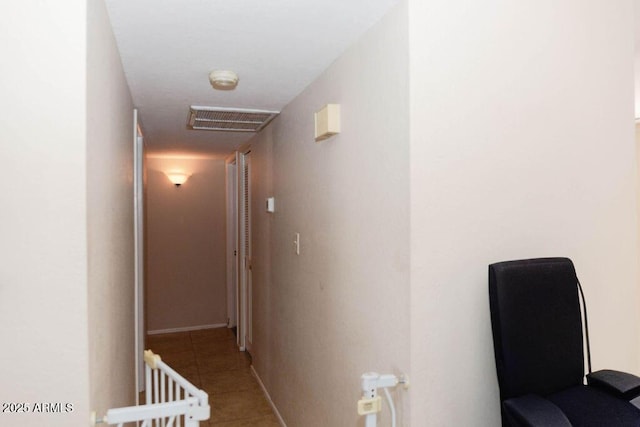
[{"xmin": 489, "ymin": 257, "xmax": 585, "ymax": 400}]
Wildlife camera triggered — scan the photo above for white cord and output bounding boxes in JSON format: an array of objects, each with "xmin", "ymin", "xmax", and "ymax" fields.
[{"xmin": 383, "ymin": 387, "xmax": 396, "ymax": 427}]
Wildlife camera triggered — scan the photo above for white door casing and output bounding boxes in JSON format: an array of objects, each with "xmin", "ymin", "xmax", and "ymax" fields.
[
  {"xmin": 133, "ymin": 109, "xmax": 145, "ymax": 395},
  {"xmin": 226, "ymin": 159, "xmax": 238, "ymax": 329}
]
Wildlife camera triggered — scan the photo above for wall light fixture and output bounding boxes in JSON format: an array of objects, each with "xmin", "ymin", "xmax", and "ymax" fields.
[{"xmin": 167, "ymin": 172, "xmax": 189, "ymax": 187}]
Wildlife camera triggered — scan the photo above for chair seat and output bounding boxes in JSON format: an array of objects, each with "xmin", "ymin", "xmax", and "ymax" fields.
[{"xmin": 548, "ymin": 385, "xmax": 640, "ymax": 427}]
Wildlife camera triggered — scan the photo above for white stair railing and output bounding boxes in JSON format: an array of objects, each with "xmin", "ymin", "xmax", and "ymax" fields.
[{"xmin": 92, "ymin": 350, "xmax": 210, "ymax": 427}]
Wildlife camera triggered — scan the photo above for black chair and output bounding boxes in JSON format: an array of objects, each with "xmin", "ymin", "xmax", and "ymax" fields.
[{"xmin": 489, "ymin": 257, "xmax": 640, "ymax": 426}]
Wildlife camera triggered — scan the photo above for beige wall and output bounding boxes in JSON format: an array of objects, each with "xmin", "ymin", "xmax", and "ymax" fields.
[
  {"xmin": 145, "ymin": 156, "xmax": 227, "ymax": 332},
  {"xmin": 0, "ymin": 1, "xmax": 90, "ymax": 425},
  {"xmin": 635, "ymin": 0, "xmax": 640, "ymax": 118},
  {"xmin": 0, "ymin": 0, "xmax": 135, "ymax": 424},
  {"xmin": 249, "ymin": 3, "xmax": 410, "ymax": 425},
  {"xmin": 636, "ymin": 122, "xmax": 640, "ymax": 356},
  {"xmin": 87, "ymin": 0, "xmax": 136, "ymax": 417},
  {"xmin": 409, "ymin": 0, "xmax": 639, "ymax": 425}
]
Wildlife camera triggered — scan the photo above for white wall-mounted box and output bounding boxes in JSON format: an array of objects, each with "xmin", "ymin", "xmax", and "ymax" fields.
[{"xmin": 314, "ymin": 104, "xmax": 340, "ymax": 142}]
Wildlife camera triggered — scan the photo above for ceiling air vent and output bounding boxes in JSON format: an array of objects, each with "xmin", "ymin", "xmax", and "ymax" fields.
[{"xmin": 188, "ymin": 106, "xmax": 279, "ymax": 132}]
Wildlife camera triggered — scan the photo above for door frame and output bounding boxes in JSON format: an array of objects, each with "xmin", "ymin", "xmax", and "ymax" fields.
[
  {"xmin": 225, "ymin": 155, "xmax": 238, "ymax": 330},
  {"xmin": 133, "ymin": 109, "xmax": 145, "ymax": 396}
]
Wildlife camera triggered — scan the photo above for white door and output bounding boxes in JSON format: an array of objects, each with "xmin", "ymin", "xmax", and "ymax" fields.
[
  {"xmin": 243, "ymin": 151, "xmax": 253, "ymax": 351},
  {"xmin": 133, "ymin": 109, "xmax": 145, "ymax": 396},
  {"xmin": 237, "ymin": 150, "xmax": 252, "ymax": 352}
]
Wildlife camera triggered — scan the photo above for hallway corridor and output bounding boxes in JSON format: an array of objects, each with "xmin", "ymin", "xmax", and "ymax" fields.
[{"xmin": 146, "ymin": 329, "xmax": 280, "ymax": 426}]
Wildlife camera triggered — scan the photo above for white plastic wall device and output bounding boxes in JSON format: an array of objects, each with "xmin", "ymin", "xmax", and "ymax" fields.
[
  {"xmin": 358, "ymin": 372, "xmax": 409, "ymax": 427},
  {"xmin": 266, "ymin": 197, "xmax": 275, "ymax": 213},
  {"xmin": 314, "ymin": 104, "xmax": 340, "ymax": 142}
]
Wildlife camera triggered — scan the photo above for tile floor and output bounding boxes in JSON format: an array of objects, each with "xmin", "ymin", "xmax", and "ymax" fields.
[{"xmin": 145, "ymin": 328, "xmax": 281, "ymax": 426}]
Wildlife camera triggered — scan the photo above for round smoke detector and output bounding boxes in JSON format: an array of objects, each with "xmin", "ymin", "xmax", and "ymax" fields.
[{"xmin": 209, "ymin": 70, "xmax": 239, "ymax": 90}]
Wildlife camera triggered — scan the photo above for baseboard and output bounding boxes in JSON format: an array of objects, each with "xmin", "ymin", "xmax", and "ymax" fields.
[
  {"xmin": 147, "ymin": 323, "xmax": 228, "ymax": 335},
  {"xmin": 250, "ymin": 365, "xmax": 287, "ymax": 427}
]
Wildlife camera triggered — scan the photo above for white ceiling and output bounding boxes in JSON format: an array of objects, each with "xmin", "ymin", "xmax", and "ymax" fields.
[{"xmin": 104, "ymin": 0, "xmax": 399, "ymax": 156}]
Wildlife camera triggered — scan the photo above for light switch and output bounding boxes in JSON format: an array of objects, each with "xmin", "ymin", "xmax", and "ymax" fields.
[
  {"xmin": 266, "ymin": 197, "xmax": 275, "ymax": 213},
  {"xmin": 294, "ymin": 232, "xmax": 300, "ymax": 255}
]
